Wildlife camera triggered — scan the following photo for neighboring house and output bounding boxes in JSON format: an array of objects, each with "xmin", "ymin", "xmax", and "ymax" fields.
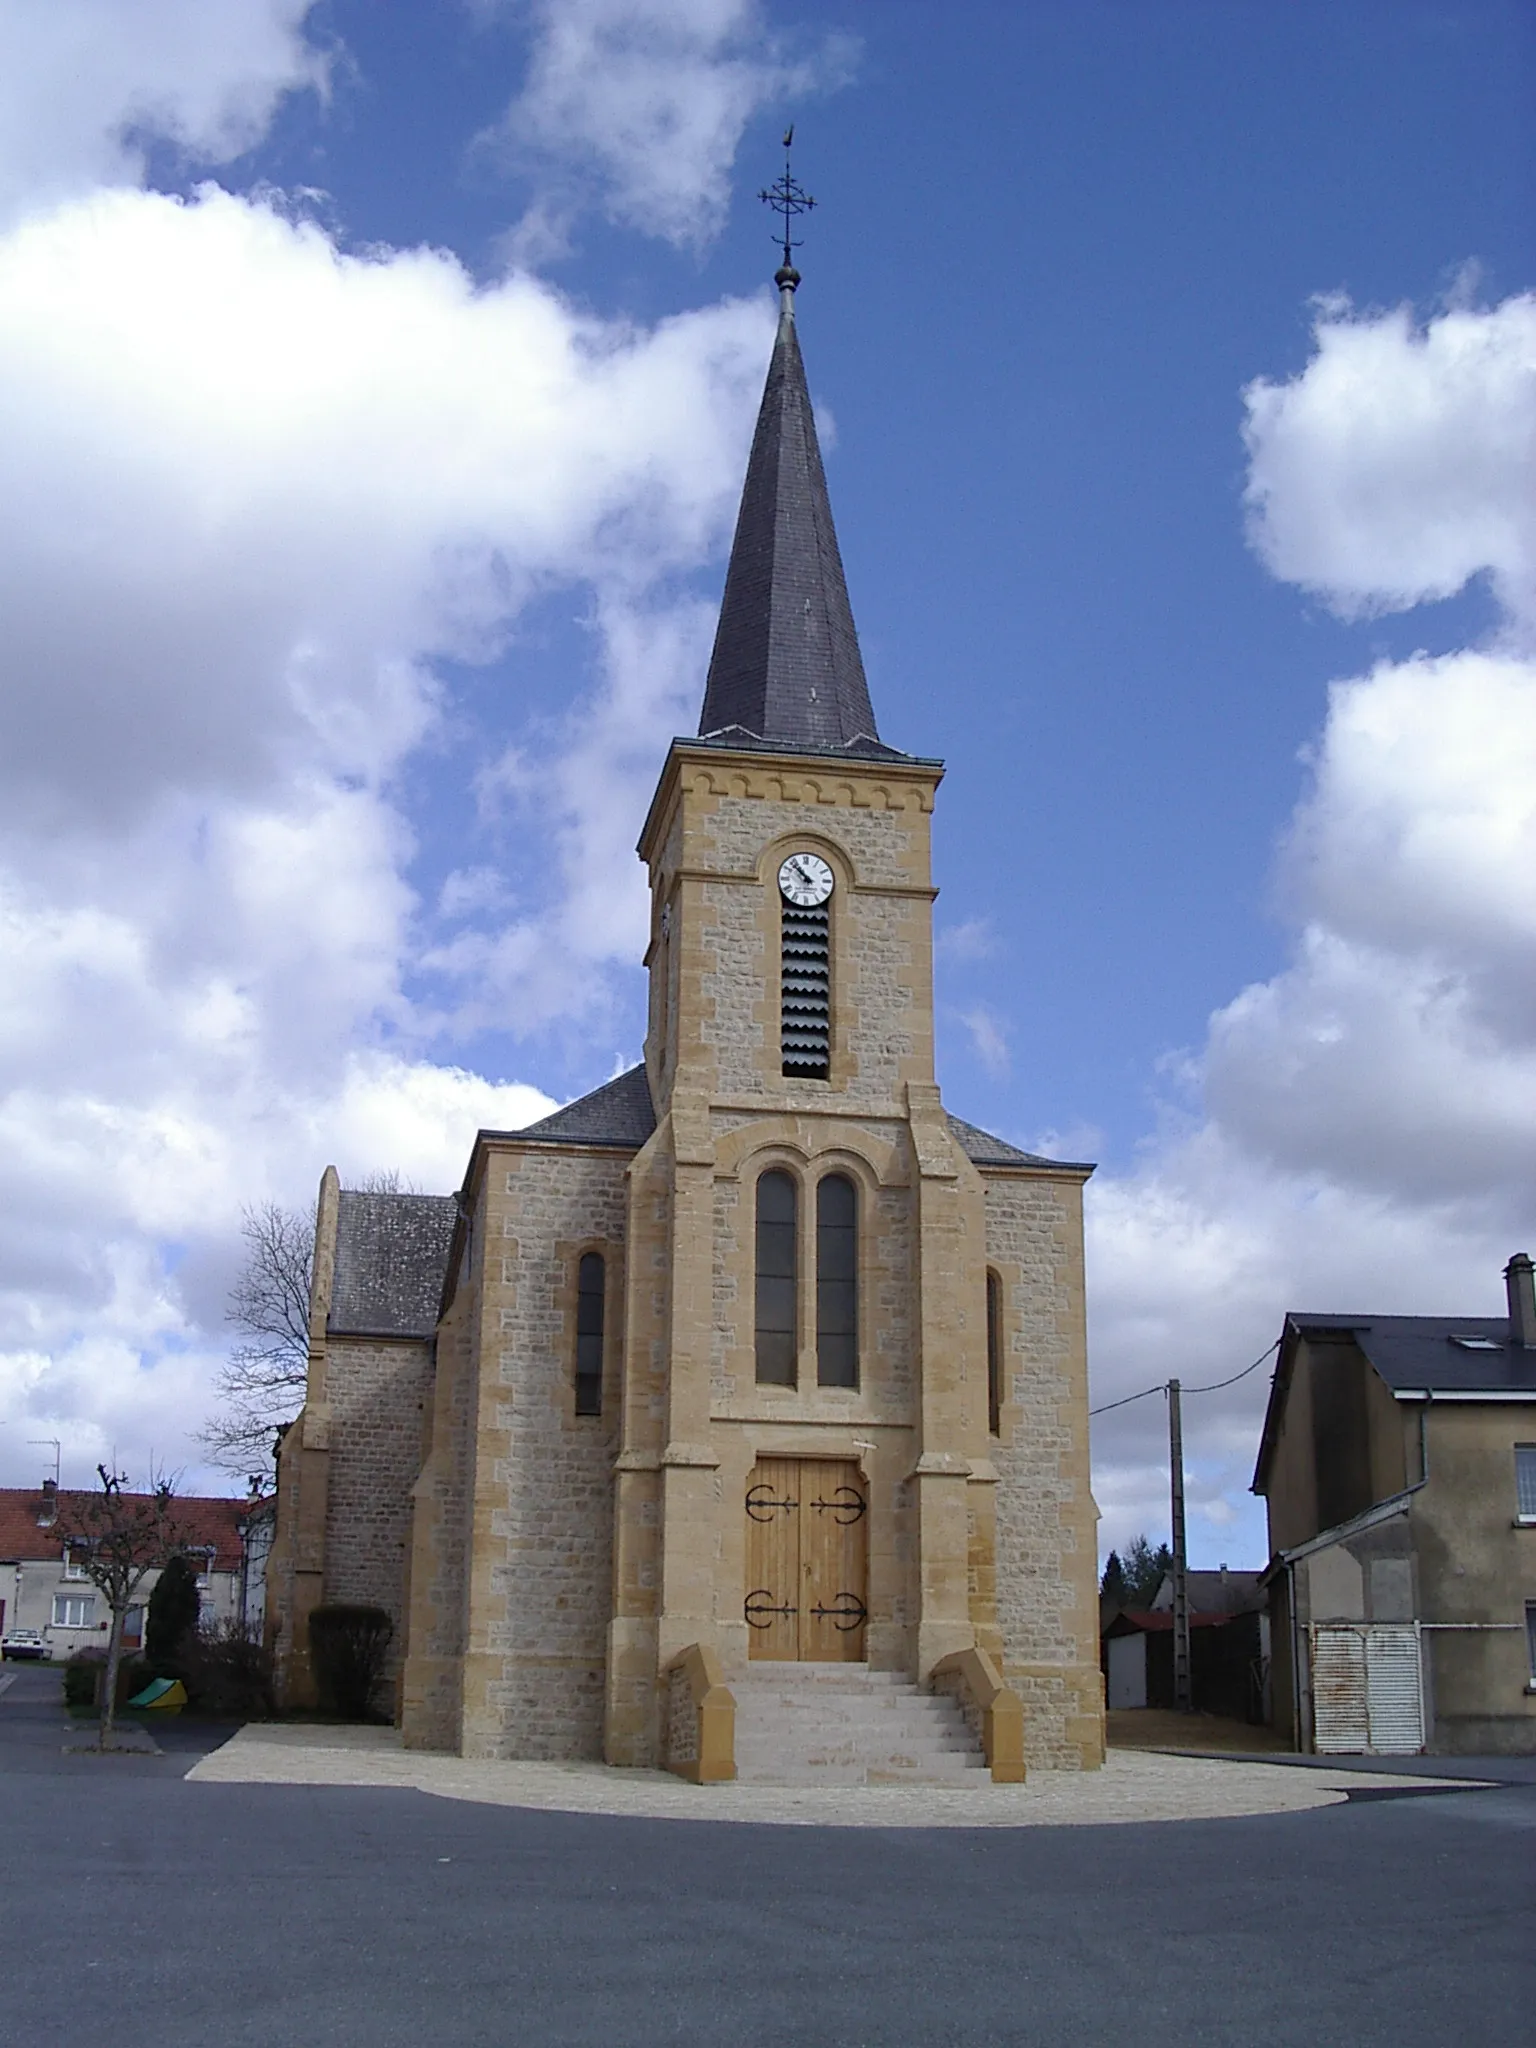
[
  {"xmin": 235, "ymin": 1493, "xmax": 276, "ymax": 1633},
  {"xmin": 0, "ymin": 1483, "xmax": 265, "ymax": 1659},
  {"xmin": 1102, "ymin": 1570, "xmax": 1268, "ymax": 1719},
  {"xmin": 1252, "ymin": 1253, "xmax": 1536, "ymax": 1756},
  {"xmin": 265, "ymin": 259, "xmax": 1105, "ymax": 1775},
  {"xmin": 1149, "ymin": 1567, "xmax": 1266, "ymax": 1620}
]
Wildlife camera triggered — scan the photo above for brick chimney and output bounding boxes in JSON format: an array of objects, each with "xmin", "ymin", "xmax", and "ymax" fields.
[
  {"xmin": 1506, "ymin": 1253, "xmax": 1536, "ymax": 1348},
  {"xmin": 36, "ymin": 1477, "xmax": 57, "ymax": 1528}
]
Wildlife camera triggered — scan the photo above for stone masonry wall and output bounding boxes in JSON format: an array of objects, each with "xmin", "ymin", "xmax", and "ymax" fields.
[
  {"xmin": 703, "ymin": 790, "xmax": 921, "ymax": 891},
  {"xmin": 984, "ymin": 1173, "xmax": 1104, "ymax": 1769},
  {"xmin": 461, "ymin": 1146, "xmax": 630, "ymax": 1761},
  {"xmin": 696, "ymin": 794, "xmax": 928, "ymax": 1110},
  {"xmin": 401, "ymin": 1279, "xmax": 478, "ymax": 1750},
  {"xmin": 322, "ymin": 1333, "xmax": 434, "ymax": 1696}
]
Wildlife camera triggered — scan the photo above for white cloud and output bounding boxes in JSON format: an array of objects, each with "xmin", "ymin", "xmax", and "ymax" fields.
[
  {"xmin": 1243, "ymin": 292, "xmax": 1536, "ymax": 626},
  {"xmin": 955, "ymin": 1006, "xmax": 1011, "ymax": 1081},
  {"xmin": 0, "ymin": 0, "xmax": 326, "ymax": 230},
  {"xmin": 483, "ymin": 0, "xmax": 854, "ymax": 254},
  {"xmin": 0, "ymin": 160, "xmax": 778, "ymax": 1485},
  {"xmin": 1090, "ymin": 292, "xmax": 1536, "ymax": 1566},
  {"xmin": 935, "ymin": 917, "xmax": 996, "ymax": 964}
]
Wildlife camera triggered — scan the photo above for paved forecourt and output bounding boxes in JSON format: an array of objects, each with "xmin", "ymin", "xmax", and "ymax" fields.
[{"xmin": 187, "ymin": 1722, "xmax": 1469, "ymax": 1827}]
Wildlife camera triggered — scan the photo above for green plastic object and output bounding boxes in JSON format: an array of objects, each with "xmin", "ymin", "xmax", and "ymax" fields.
[{"xmin": 126, "ymin": 1676, "xmax": 186, "ymax": 1713}]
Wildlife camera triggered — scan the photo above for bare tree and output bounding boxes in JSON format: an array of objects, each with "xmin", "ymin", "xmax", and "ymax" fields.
[
  {"xmin": 203, "ymin": 1177, "xmax": 413, "ymax": 1480},
  {"xmin": 202, "ymin": 1202, "xmax": 312, "ymax": 1481},
  {"xmin": 57, "ymin": 1469, "xmax": 189, "ymax": 1747}
]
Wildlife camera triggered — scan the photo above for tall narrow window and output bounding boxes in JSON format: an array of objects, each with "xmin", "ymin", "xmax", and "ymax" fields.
[
  {"xmin": 816, "ymin": 1174, "xmax": 858, "ymax": 1388},
  {"xmin": 575, "ymin": 1252, "xmax": 604, "ymax": 1416},
  {"xmin": 755, "ymin": 1170, "xmax": 798, "ymax": 1385},
  {"xmin": 986, "ymin": 1269, "xmax": 1003, "ymax": 1436},
  {"xmin": 1517, "ymin": 1445, "xmax": 1536, "ymax": 1523}
]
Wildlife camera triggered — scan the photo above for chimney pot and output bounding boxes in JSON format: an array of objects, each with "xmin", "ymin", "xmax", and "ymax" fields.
[{"xmin": 1505, "ymin": 1253, "xmax": 1536, "ymax": 1348}]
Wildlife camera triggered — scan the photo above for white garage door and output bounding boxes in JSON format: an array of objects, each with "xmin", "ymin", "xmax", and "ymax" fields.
[
  {"xmin": 1311, "ymin": 1624, "xmax": 1423, "ymax": 1754},
  {"xmin": 1106, "ymin": 1632, "xmax": 1147, "ymax": 1710}
]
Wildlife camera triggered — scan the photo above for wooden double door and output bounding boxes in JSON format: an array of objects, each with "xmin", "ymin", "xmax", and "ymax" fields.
[{"xmin": 745, "ymin": 1457, "xmax": 868, "ymax": 1661}]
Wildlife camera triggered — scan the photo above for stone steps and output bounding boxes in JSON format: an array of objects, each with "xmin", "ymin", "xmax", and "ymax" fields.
[{"xmin": 731, "ymin": 1663, "xmax": 988, "ymax": 1786}]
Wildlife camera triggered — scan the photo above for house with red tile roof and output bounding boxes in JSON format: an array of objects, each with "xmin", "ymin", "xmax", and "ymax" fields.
[{"xmin": 0, "ymin": 1482, "xmax": 272, "ymax": 1660}]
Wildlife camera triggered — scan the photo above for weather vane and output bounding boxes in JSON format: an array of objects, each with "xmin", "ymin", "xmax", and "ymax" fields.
[{"xmin": 759, "ymin": 125, "xmax": 815, "ymax": 279}]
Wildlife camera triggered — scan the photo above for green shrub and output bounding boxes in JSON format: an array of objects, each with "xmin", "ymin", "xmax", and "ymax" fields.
[
  {"xmin": 179, "ymin": 1620, "xmax": 274, "ymax": 1718},
  {"xmin": 307, "ymin": 1603, "xmax": 393, "ymax": 1720},
  {"xmin": 64, "ymin": 1650, "xmax": 153, "ymax": 1711},
  {"xmin": 146, "ymin": 1554, "xmax": 201, "ymax": 1675},
  {"xmin": 63, "ymin": 1651, "xmax": 102, "ymax": 1710}
]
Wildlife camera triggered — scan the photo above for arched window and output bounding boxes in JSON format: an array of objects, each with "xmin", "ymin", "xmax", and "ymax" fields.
[
  {"xmin": 986, "ymin": 1269, "xmax": 1003, "ymax": 1436},
  {"xmin": 755, "ymin": 1170, "xmax": 798, "ymax": 1385},
  {"xmin": 816, "ymin": 1174, "xmax": 858, "ymax": 1388},
  {"xmin": 575, "ymin": 1252, "xmax": 605, "ymax": 1416}
]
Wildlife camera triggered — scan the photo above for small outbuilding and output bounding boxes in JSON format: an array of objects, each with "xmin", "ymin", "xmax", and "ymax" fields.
[{"xmin": 1101, "ymin": 1574, "xmax": 1268, "ymax": 1722}]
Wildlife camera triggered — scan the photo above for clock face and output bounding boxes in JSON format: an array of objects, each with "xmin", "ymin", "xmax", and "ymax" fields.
[{"xmin": 778, "ymin": 852, "xmax": 835, "ymax": 908}]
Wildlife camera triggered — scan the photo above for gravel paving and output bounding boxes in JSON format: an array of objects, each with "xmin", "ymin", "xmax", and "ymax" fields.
[{"xmin": 187, "ymin": 1720, "xmax": 1473, "ymax": 1827}]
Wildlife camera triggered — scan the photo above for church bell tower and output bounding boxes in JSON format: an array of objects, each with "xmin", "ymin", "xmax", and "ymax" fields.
[{"xmin": 603, "ymin": 214, "xmax": 1103, "ymax": 1772}]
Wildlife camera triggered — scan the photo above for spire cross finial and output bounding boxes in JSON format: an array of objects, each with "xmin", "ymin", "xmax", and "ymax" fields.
[{"xmin": 759, "ymin": 125, "xmax": 815, "ymax": 279}]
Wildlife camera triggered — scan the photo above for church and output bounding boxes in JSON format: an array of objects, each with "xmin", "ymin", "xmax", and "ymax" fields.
[{"xmin": 265, "ymin": 253, "xmax": 1105, "ymax": 1779}]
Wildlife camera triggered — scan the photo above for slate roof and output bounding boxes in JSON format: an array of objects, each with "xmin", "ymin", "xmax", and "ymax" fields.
[
  {"xmin": 328, "ymin": 1190, "xmax": 459, "ymax": 1338},
  {"xmin": 944, "ymin": 1113, "xmax": 1079, "ymax": 1171},
  {"xmin": 508, "ymin": 1065, "xmax": 658, "ymax": 1150},
  {"xmin": 1286, "ymin": 1312, "xmax": 1536, "ymax": 1398},
  {"xmin": 1253, "ymin": 1308, "xmax": 1536, "ymax": 1496},
  {"xmin": 0, "ymin": 1489, "xmax": 257, "ymax": 1571},
  {"xmin": 487, "ymin": 1068, "xmax": 1078, "ymax": 1176},
  {"xmin": 697, "ymin": 287, "xmax": 886, "ymax": 755}
]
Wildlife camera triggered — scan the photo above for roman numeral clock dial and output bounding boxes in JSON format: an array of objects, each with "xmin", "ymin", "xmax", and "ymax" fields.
[{"xmin": 777, "ymin": 853, "xmax": 834, "ymax": 907}]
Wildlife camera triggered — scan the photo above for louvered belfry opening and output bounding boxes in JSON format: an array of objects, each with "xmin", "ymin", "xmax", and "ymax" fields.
[{"xmin": 781, "ymin": 898, "xmax": 831, "ymax": 1078}]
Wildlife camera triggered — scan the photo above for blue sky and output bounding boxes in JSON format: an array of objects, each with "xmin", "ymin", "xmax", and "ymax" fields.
[
  {"xmin": 218, "ymin": 0, "xmax": 1531, "ymax": 1150},
  {"xmin": 0, "ymin": 2, "xmax": 1531, "ymax": 1571}
]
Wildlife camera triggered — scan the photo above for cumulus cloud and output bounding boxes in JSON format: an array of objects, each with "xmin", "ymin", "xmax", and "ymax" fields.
[
  {"xmin": 1091, "ymin": 292, "xmax": 1536, "ymax": 1566},
  {"xmin": 0, "ymin": 28, "xmax": 783, "ymax": 1485},
  {"xmin": 482, "ymin": 0, "xmax": 853, "ymax": 255},
  {"xmin": 1243, "ymin": 292, "xmax": 1536, "ymax": 626},
  {"xmin": 0, "ymin": 0, "xmax": 326, "ymax": 229}
]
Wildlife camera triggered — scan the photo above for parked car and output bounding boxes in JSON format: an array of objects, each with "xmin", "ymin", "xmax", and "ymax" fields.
[{"xmin": 1, "ymin": 1627, "xmax": 51, "ymax": 1661}]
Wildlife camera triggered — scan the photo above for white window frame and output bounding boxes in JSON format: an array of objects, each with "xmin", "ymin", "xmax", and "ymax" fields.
[
  {"xmin": 61, "ymin": 1545, "xmax": 90, "ymax": 1581},
  {"xmin": 1515, "ymin": 1445, "xmax": 1536, "ymax": 1524},
  {"xmin": 193, "ymin": 1547, "xmax": 217, "ymax": 1588},
  {"xmin": 51, "ymin": 1594, "xmax": 95, "ymax": 1629}
]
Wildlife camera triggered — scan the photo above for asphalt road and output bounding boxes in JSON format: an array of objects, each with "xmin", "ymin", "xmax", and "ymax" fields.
[{"xmin": 2, "ymin": 1665, "xmax": 1532, "ymax": 2048}]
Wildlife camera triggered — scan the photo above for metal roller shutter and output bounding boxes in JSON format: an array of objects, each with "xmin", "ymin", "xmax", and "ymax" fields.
[
  {"xmin": 1364, "ymin": 1625, "xmax": 1424, "ymax": 1754},
  {"xmin": 1312, "ymin": 1625, "xmax": 1367, "ymax": 1752},
  {"xmin": 1311, "ymin": 1622, "xmax": 1424, "ymax": 1754}
]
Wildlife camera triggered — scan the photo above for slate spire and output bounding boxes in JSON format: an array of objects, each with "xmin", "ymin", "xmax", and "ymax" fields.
[{"xmin": 697, "ymin": 272, "xmax": 881, "ymax": 752}]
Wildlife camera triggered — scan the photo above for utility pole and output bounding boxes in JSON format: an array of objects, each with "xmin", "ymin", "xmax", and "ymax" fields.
[{"xmin": 1168, "ymin": 1380, "xmax": 1192, "ymax": 1712}]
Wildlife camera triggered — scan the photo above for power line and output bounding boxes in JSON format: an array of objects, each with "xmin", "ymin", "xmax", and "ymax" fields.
[
  {"xmin": 1183, "ymin": 1338, "xmax": 1280, "ymax": 1397},
  {"xmin": 1088, "ymin": 1338, "xmax": 1279, "ymax": 1417},
  {"xmin": 1088, "ymin": 1382, "xmax": 1163, "ymax": 1418}
]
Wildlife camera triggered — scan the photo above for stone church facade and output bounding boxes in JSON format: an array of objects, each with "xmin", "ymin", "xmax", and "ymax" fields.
[{"xmin": 266, "ymin": 267, "xmax": 1105, "ymax": 1775}]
